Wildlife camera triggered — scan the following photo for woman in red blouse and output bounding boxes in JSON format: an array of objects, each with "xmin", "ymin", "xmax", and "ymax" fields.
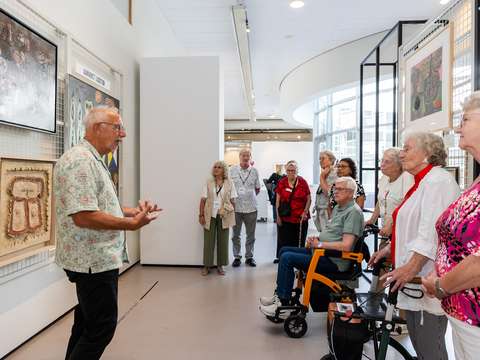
[{"xmin": 275, "ymin": 160, "xmax": 311, "ymax": 259}]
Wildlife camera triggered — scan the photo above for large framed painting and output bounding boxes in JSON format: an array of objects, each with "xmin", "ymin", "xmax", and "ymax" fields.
[
  {"xmin": 0, "ymin": 8, "xmax": 57, "ymax": 133},
  {"xmin": 404, "ymin": 24, "xmax": 453, "ymax": 133},
  {"xmin": 0, "ymin": 158, "xmax": 55, "ymax": 264},
  {"xmin": 66, "ymin": 75, "xmax": 120, "ymax": 192}
]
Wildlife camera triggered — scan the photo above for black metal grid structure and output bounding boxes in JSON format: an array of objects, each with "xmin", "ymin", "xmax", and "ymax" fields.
[{"xmin": 359, "ymin": 21, "xmax": 427, "ymax": 209}]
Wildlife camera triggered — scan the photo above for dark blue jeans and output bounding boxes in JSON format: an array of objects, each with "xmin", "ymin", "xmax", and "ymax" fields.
[{"xmin": 276, "ymin": 246, "xmax": 338, "ymax": 300}]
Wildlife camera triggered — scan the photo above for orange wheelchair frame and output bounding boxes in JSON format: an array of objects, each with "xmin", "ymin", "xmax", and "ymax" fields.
[{"xmin": 266, "ymin": 225, "xmax": 378, "ymax": 338}]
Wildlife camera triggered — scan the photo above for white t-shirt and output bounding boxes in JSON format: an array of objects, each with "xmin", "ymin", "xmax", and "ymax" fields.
[
  {"xmin": 377, "ymin": 172, "xmax": 414, "ymax": 223},
  {"xmin": 202, "ymin": 182, "xmax": 238, "ymax": 218}
]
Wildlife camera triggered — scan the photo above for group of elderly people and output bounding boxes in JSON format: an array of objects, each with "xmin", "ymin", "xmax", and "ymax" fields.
[{"xmin": 258, "ymin": 93, "xmax": 480, "ymax": 360}]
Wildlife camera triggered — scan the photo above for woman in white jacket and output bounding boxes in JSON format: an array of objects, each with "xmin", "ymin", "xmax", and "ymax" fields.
[{"xmin": 369, "ymin": 132, "xmax": 460, "ymax": 360}]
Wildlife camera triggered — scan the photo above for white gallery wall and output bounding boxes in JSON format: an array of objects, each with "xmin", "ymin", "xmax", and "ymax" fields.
[
  {"xmin": 250, "ymin": 142, "xmax": 314, "ymax": 184},
  {"xmin": 140, "ymin": 57, "xmax": 223, "ymax": 265},
  {"xmin": 0, "ymin": 0, "xmax": 184, "ymax": 356}
]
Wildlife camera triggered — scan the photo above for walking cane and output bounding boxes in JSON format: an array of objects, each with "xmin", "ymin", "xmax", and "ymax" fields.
[{"xmin": 296, "ymin": 217, "xmax": 305, "ymax": 288}]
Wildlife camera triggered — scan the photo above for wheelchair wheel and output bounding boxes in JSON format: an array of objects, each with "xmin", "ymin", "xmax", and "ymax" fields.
[{"xmin": 284, "ymin": 314, "xmax": 307, "ymax": 338}]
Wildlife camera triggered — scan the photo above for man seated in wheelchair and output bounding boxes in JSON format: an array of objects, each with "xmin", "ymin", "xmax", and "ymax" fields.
[{"xmin": 259, "ymin": 176, "xmax": 364, "ymax": 319}]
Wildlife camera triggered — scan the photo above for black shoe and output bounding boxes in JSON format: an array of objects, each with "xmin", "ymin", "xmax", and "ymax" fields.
[
  {"xmin": 246, "ymin": 258, "xmax": 257, "ymax": 267},
  {"xmin": 273, "ymin": 258, "xmax": 279, "ymax": 264},
  {"xmin": 232, "ymin": 258, "xmax": 241, "ymax": 267}
]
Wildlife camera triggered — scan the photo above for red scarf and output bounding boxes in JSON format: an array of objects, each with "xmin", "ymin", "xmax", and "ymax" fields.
[{"xmin": 391, "ymin": 164, "xmax": 434, "ymax": 266}]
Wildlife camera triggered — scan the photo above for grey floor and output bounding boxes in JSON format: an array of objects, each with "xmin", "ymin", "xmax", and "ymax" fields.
[{"xmin": 7, "ymin": 222, "xmax": 455, "ymax": 360}]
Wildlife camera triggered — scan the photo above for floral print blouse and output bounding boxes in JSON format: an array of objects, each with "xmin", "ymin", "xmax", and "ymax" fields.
[
  {"xmin": 435, "ymin": 182, "xmax": 480, "ymax": 326},
  {"xmin": 54, "ymin": 140, "xmax": 127, "ymax": 273}
]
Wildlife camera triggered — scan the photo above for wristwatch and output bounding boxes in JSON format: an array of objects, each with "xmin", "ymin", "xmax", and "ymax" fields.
[{"xmin": 434, "ymin": 278, "xmax": 450, "ymax": 299}]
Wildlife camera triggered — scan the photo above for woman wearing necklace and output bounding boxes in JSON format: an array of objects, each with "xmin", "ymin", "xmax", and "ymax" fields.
[
  {"xmin": 275, "ymin": 160, "xmax": 311, "ymax": 259},
  {"xmin": 199, "ymin": 161, "xmax": 237, "ymax": 276},
  {"xmin": 370, "ymin": 132, "xmax": 460, "ymax": 360},
  {"xmin": 366, "ymin": 148, "xmax": 413, "ymax": 237},
  {"xmin": 422, "ymin": 93, "xmax": 480, "ymax": 360}
]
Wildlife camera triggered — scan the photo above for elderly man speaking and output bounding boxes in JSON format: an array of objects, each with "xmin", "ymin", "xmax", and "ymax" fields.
[
  {"xmin": 55, "ymin": 108, "xmax": 161, "ymax": 360},
  {"xmin": 259, "ymin": 177, "xmax": 364, "ymax": 318}
]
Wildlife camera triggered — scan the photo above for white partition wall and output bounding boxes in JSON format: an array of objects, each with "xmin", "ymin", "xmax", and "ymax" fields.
[{"xmin": 140, "ymin": 57, "xmax": 223, "ymax": 265}]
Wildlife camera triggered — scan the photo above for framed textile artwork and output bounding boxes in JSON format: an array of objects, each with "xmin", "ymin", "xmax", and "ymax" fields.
[
  {"xmin": 0, "ymin": 158, "xmax": 55, "ymax": 261},
  {"xmin": 0, "ymin": 8, "xmax": 57, "ymax": 133},
  {"xmin": 66, "ymin": 74, "xmax": 120, "ymax": 192},
  {"xmin": 404, "ymin": 24, "xmax": 453, "ymax": 133}
]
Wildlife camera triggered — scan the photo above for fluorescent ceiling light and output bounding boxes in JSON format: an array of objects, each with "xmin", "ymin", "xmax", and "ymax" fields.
[
  {"xmin": 290, "ymin": 1, "xmax": 305, "ymax": 9},
  {"xmin": 439, "ymin": 0, "xmax": 451, "ymax": 4},
  {"xmin": 232, "ymin": 5, "xmax": 256, "ymax": 121}
]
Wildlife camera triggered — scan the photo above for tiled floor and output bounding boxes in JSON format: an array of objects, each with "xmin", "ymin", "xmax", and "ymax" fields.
[{"xmin": 6, "ymin": 222, "xmax": 455, "ymax": 359}]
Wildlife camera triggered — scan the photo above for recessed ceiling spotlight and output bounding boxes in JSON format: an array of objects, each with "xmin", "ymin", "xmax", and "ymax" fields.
[
  {"xmin": 297, "ymin": 135, "xmax": 301, "ymax": 139},
  {"xmin": 290, "ymin": 0, "xmax": 305, "ymax": 9},
  {"xmin": 439, "ymin": 0, "xmax": 451, "ymax": 4}
]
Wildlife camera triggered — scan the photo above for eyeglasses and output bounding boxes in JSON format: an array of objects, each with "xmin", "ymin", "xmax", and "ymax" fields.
[
  {"xmin": 98, "ymin": 122, "xmax": 125, "ymax": 132},
  {"xmin": 334, "ymin": 187, "xmax": 352, "ymax": 193},
  {"xmin": 336, "ymin": 164, "xmax": 349, "ymax": 169}
]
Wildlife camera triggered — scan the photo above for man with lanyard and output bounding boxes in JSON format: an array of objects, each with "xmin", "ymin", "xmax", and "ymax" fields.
[
  {"xmin": 54, "ymin": 107, "xmax": 161, "ymax": 360},
  {"xmin": 230, "ymin": 148, "xmax": 261, "ymax": 267}
]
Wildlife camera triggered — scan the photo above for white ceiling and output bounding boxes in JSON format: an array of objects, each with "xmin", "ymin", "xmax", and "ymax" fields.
[{"xmin": 153, "ymin": 0, "xmax": 446, "ymax": 121}]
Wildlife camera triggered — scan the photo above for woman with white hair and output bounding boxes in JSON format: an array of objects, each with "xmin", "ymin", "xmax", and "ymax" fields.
[
  {"xmin": 275, "ymin": 160, "xmax": 311, "ymax": 258},
  {"xmin": 199, "ymin": 161, "xmax": 237, "ymax": 276},
  {"xmin": 366, "ymin": 148, "xmax": 413, "ymax": 237},
  {"xmin": 369, "ymin": 132, "xmax": 460, "ymax": 359},
  {"xmin": 422, "ymin": 92, "xmax": 480, "ymax": 359},
  {"xmin": 314, "ymin": 150, "xmax": 337, "ymax": 232}
]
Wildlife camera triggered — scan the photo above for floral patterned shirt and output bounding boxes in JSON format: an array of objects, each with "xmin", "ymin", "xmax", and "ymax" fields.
[
  {"xmin": 54, "ymin": 139, "xmax": 127, "ymax": 273},
  {"xmin": 435, "ymin": 182, "xmax": 480, "ymax": 326}
]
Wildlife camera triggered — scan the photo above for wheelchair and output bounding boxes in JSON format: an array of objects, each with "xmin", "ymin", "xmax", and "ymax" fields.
[{"xmin": 264, "ymin": 224, "xmax": 379, "ymax": 338}]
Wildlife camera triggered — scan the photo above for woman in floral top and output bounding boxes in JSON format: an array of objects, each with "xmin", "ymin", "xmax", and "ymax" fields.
[{"xmin": 423, "ymin": 92, "xmax": 480, "ymax": 360}]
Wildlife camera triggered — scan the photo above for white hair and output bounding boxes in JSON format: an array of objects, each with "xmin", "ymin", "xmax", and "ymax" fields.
[
  {"xmin": 336, "ymin": 176, "xmax": 357, "ymax": 194},
  {"xmin": 404, "ymin": 131, "xmax": 447, "ymax": 167},
  {"xmin": 83, "ymin": 107, "xmax": 119, "ymax": 129},
  {"xmin": 462, "ymin": 91, "xmax": 480, "ymax": 113},
  {"xmin": 239, "ymin": 148, "xmax": 251, "ymax": 157},
  {"xmin": 383, "ymin": 147, "xmax": 402, "ymax": 168}
]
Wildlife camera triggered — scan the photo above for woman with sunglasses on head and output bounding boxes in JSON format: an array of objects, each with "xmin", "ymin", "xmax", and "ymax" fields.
[
  {"xmin": 199, "ymin": 161, "xmax": 237, "ymax": 276},
  {"xmin": 328, "ymin": 158, "xmax": 365, "ymax": 214}
]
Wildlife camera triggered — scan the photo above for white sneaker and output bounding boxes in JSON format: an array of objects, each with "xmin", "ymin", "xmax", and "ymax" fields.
[
  {"xmin": 259, "ymin": 294, "xmax": 278, "ymax": 306},
  {"xmin": 259, "ymin": 297, "xmax": 291, "ymax": 319}
]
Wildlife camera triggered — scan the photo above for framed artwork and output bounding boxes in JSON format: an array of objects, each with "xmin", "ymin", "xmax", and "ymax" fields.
[
  {"xmin": 66, "ymin": 75, "xmax": 120, "ymax": 192},
  {"xmin": 404, "ymin": 24, "xmax": 453, "ymax": 133},
  {"xmin": 0, "ymin": 158, "xmax": 55, "ymax": 262},
  {"xmin": 0, "ymin": 8, "xmax": 57, "ymax": 133}
]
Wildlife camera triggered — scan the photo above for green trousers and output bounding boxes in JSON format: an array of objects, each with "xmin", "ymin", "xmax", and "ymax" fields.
[{"xmin": 203, "ymin": 215, "xmax": 229, "ymax": 267}]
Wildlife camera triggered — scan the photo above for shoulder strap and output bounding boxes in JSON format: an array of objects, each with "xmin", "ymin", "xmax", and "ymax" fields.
[{"xmin": 287, "ymin": 178, "xmax": 298, "ymax": 205}]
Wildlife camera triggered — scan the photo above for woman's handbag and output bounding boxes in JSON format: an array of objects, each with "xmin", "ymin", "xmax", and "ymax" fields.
[{"xmin": 278, "ymin": 178, "xmax": 297, "ymax": 217}]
